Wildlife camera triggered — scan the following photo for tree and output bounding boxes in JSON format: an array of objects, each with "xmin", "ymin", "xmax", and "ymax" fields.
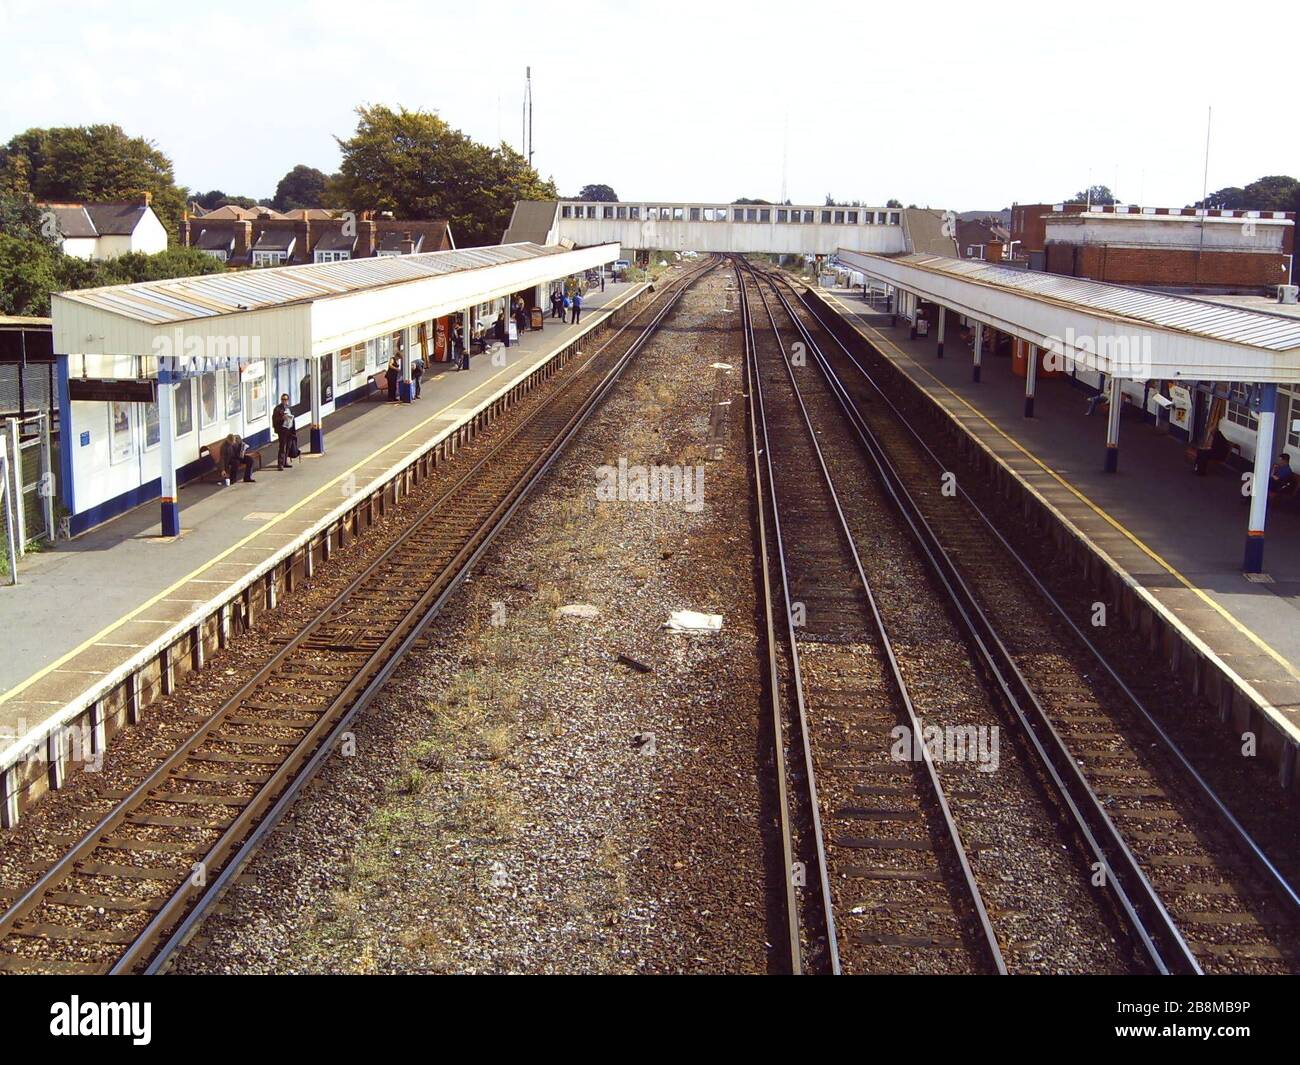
[
  {"xmin": 1196, "ymin": 175, "xmax": 1300, "ymax": 214},
  {"xmin": 272, "ymin": 165, "xmax": 329, "ymax": 211},
  {"xmin": 0, "ymin": 234, "xmax": 60, "ymax": 316},
  {"xmin": 886, "ymin": 198, "xmax": 903, "ymax": 209},
  {"xmin": 191, "ymin": 189, "xmax": 258, "ymax": 211},
  {"xmin": 576, "ymin": 183, "xmax": 617, "ymax": 202},
  {"xmin": 328, "ymin": 105, "xmax": 558, "ymax": 248},
  {"xmin": 1069, "ymin": 185, "xmax": 1118, "ymax": 205},
  {"xmin": 733, "ymin": 197, "xmax": 772, "ymax": 204},
  {"xmin": 0, "ymin": 124, "xmax": 189, "ymax": 236}
]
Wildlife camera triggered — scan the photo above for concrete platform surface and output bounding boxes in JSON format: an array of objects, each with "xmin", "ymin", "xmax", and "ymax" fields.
[{"xmin": 0, "ymin": 281, "xmax": 638, "ymax": 735}]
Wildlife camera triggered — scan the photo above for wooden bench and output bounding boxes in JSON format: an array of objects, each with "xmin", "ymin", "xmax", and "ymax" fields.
[
  {"xmin": 1184, "ymin": 440, "xmax": 1242, "ymax": 475},
  {"xmin": 199, "ymin": 438, "xmax": 263, "ymax": 482}
]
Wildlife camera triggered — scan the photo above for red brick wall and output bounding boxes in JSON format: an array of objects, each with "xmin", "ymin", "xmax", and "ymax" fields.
[{"xmin": 1045, "ymin": 243, "xmax": 1289, "ymax": 289}]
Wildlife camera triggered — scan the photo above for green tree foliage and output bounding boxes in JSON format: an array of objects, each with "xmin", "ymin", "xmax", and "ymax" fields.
[
  {"xmin": 0, "ymin": 234, "xmax": 60, "ymax": 315},
  {"xmin": 1197, "ymin": 175, "xmax": 1300, "ymax": 213},
  {"xmin": 1069, "ymin": 185, "xmax": 1118, "ymax": 205},
  {"xmin": 328, "ymin": 105, "xmax": 558, "ymax": 247},
  {"xmin": 0, "ymin": 124, "xmax": 189, "ymax": 236},
  {"xmin": 576, "ymin": 183, "xmax": 618, "ymax": 201},
  {"xmin": 191, "ymin": 189, "xmax": 258, "ymax": 211},
  {"xmin": 272, "ymin": 165, "xmax": 330, "ymax": 211},
  {"xmin": 734, "ymin": 197, "xmax": 773, "ymax": 204}
]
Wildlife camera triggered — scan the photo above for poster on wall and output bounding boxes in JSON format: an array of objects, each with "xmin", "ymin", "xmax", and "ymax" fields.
[
  {"xmin": 174, "ymin": 380, "xmax": 194, "ymax": 437},
  {"xmin": 321, "ymin": 356, "xmax": 333, "ymax": 404},
  {"xmin": 225, "ymin": 370, "xmax": 242, "ymax": 420},
  {"xmin": 109, "ymin": 402, "xmax": 134, "ymax": 464},
  {"xmin": 435, "ymin": 317, "xmax": 449, "ymax": 361},
  {"xmin": 144, "ymin": 399, "xmax": 160, "ymax": 449},
  {"xmin": 245, "ymin": 375, "xmax": 267, "ymax": 424},
  {"xmin": 199, "ymin": 372, "xmax": 219, "ymax": 428}
]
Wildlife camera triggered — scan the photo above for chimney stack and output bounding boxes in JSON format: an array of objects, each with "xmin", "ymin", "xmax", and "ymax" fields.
[
  {"xmin": 234, "ymin": 220, "xmax": 253, "ymax": 260},
  {"xmin": 401, "ymin": 233, "xmax": 415, "ymax": 256},
  {"xmin": 358, "ymin": 218, "xmax": 377, "ymax": 258}
]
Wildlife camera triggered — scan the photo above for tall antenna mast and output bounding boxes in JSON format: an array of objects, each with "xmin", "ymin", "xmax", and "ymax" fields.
[
  {"xmin": 1198, "ymin": 105, "xmax": 1212, "ymax": 257},
  {"xmin": 522, "ymin": 67, "xmax": 534, "ymax": 168},
  {"xmin": 780, "ymin": 114, "xmax": 789, "ymax": 204}
]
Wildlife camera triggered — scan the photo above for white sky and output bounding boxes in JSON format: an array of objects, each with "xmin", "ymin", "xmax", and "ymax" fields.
[{"xmin": 3, "ymin": 0, "xmax": 1297, "ymax": 211}]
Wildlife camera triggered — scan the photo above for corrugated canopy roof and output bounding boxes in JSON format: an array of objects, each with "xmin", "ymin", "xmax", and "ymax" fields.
[
  {"xmin": 871, "ymin": 253, "xmax": 1300, "ymax": 354},
  {"xmin": 55, "ymin": 242, "xmax": 567, "ymax": 326}
]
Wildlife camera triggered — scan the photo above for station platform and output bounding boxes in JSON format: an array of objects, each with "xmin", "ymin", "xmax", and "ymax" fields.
[
  {"xmin": 0, "ymin": 281, "xmax": 640, "ymax": 746},
  {"xmin": 815, "ymin": 285, "xmax": 1300, "ymax": 745}
]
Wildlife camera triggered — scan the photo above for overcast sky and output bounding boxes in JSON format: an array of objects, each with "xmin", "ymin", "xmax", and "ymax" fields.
[{"xmin": 3, "ymin": 0, "xmax": 1296, "ymax": 212}]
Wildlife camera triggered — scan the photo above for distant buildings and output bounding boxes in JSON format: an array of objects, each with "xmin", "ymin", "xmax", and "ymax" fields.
[
  {"xmin": 39, "ymin": 193, "xmax": 168, "ymax": 259},
  {"xmin": 180, "ymin": 210, "xmax": 454, "ymax": 266},
  {"xmin": 1010, "ymin": 202, "xmax": 1295, "ymax": 295}
]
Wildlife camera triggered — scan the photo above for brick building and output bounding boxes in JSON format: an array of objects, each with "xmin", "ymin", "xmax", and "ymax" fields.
[{"xmin": 1012, "ymin": 202, "xmax": 1294, "ymax": 294}]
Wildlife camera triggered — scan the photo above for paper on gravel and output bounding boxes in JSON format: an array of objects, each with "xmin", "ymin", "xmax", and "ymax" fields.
[
  {"xmin": 664, "ymin": 610, "xmax": 723, "ymax": 633},
  {"xmin": 556, "ymin": 603, "xmax": 600, "ymax": 619}
]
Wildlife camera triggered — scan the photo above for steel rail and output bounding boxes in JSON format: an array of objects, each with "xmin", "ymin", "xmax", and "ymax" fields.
[
  {"xmin": 0, "ymin": 258, "xmax": 721, "ymax": 974},
  {"xmin": 740, "ymin": 259, "xmax": 1006, "ymax": 974},
  {"xmin": 758, "ymin": 265, "xmax": 1200, "ymax": 974},
  {"xmin": 794, "ymin": 278, "xmax": 1300, "ymax": 923}
]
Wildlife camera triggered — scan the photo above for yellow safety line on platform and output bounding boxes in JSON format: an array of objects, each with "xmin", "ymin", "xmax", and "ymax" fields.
[
  {"xmin": 0, "ymin": 354, "xmax": 541, "ymax": 708},
  {"xmin": 821, "ymin": 288, "xmax": 1300, "ymax": 686}
]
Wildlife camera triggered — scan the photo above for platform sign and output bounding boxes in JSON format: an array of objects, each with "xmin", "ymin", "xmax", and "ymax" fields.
[
  {"xmin": 1169, "ymin": 385, "xmax": 1192, "ymax": 431},
  {"xmin": 68, "ymin": 378, "xmax": 156, "ymax": 403}
]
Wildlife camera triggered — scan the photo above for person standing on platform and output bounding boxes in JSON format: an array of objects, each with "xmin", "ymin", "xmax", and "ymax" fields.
[
  {"xmin": 514, "ymin": 297, "xmax": 528, "ymax": 337},
  {"xmin": 562, "ymin": 292, "xmax": 572, "ymax": 323},
  {"xmin": 571, "ymin": 290, "xmax": 583, "ymax": 325},
  {"xmin": 386, "ymin": 352, "xmax": 400, "ymax": 402},
  {"xmin": 551, "ymin": 288, "xmax": 563, "ymax": 319},
  {"xmin": 411, "ymin": 355, "xmax": 424, "ymax": 399},
  {"xmin": 273, "ymin": 393, "xmax": 296, "ymax": 470},
  {"xmin": 221, "ymin": 433, "xmax": 256, "ymax": 485}
]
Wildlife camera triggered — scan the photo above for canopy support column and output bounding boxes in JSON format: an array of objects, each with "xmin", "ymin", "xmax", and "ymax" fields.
[
  {"xmin": 1104, "ymin": 374, "xmax": 1122, "ymax": 473},
  {"xmin": 1025, "ymin": 343, "xmax": 1038, "ymax": 418},
  {"xmin": 158, "ymin": 370, "xmax": 179, "ymax": 536},
  {"xmin": 972, "ymin": 323, "xmax": 982, "ymax": 383},
  {"xmin": 1244, "ymin": 382, "xmax": 1277, "ymax": 573},
  {"xmin": 936, "ymin": 305, "xmax": 945, "ymax": 359},
  {"xmin": 309, "ymin": 357, "xmax": 325, "ymax": 454},
  {"xmin": 398, "ymin": 326, "xmax": 413, "ymax": 403}
]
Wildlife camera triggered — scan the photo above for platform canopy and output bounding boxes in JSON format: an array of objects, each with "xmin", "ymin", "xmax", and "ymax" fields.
[
  {"xmin": 837, "ymin": 249, "xmax": 1300, "ymax": 382},
  {"xmin": 51, "ymin": 242, "xmax": 618, "ymax": 361}
]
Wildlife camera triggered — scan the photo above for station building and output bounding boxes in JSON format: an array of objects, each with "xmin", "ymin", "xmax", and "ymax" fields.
[{"xmin": 49, "ymin": 241, "xmax": 616, "ymax": 536}]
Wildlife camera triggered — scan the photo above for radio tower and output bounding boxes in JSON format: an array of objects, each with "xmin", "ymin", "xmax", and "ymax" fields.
[{"xmin": 522, "ymin": 67, "xmax": 534, "ymax": 168}]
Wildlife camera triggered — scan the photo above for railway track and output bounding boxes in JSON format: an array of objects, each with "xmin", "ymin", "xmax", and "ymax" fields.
[
  {"xmin": 0, "ymin": 256, "xmax": 721, "ymax": 975},
  {"xmin": 762, "ymin": 262, "xmax": 1300, "ymax": 974},
  {"xmin": 739, "ymin": 260, "xmax": 1005, "ymax": 975}
]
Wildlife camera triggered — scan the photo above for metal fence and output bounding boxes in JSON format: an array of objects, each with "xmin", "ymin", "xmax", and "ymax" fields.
[{"xmin": 3, "ymin": 413, "xmax": 55, "ymax": 560}]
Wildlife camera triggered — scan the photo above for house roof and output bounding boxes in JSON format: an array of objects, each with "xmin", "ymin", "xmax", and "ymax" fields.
[
  {"xmin": 194, "ymin": 227, "xmax": 235, "ymax": 252},
  {"xmin": 313, "ymin": 230, "xmax": 356, "ymax": 253},
  {"xmin": 45, "ymin": 206, "xmax": 97, "ymax": 239},
  {"xmin": 252, "ymin": 229, "xmax": 296, "ymax": 253},
  {"xmin": 377, "ymin": 232, "xmax": 423, "ymax": 253},
  {"xmin": 198, "ymin": 204, "xmax": 286, "ymax": 221}
]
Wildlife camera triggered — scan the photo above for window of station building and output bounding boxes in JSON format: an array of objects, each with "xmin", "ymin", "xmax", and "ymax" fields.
[
  {"xmin": 847, "ymin": 211, "xmax": 858, "ymax": 224},
  {"xmin": 604, "ymin": 205, "xmax": 615, "ymax": 219},
  {"xmin": 734, "ymin": 209, "xmax": 745, "ymax": 222},
  {"xmin": 647, "ymin": 207, "xmax": 660, "ymax": 221},
  {"xmin": 587, "ymin": 205, "xmax": 598, "ymax": 218},
  {"xmin": 1225, "ymin": 383, "xmax": 1258, "ymax": 430},
  {"xmin": 777, "ymin": 209, "xmax": 789, "ymax": 223},
  {"xmin": 617, "ymin": 206, "xmax": 628, "ymax": 219},
  {"xmin": 689, "ymin": 207, "xmax": 701, "ymax": 221},
  {"xmin": 803, "ymin": 210, "xmax": 815, "ymax": 223},
  {"xmin": 225, "ymin": 369, "xmax": 242, "ymax": 420},
  {"xmin": 760, "ymin": 208, "xmax": 771, "ymax": 222},
  {"xmin": 673, "ymin": 207, "xmax": 684, "ymax": 221},
  {"xmin": 888, "ymin": 212, "xmax": 900, "ymax": 225},
  {"xmin": 821, "ymin": 210, "xmax": 832, "ymax": 224},
  {"xmin": 561, "ymin": 205, "xmax": 573, "ymax": 218},
  {"xmin": 199, "ymin": 371, "xmax": 220, "ymax": 430},
  {"xmin": 629, "ymin": 205, "xmax": 640, "ymax": 219},
  {"xmin": 834, "ymin": 210, "xmax": 845, "ymax": 224}
]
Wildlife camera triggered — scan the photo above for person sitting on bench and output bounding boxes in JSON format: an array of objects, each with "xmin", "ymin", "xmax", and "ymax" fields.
[
  {"xmin": 1193, "ymin": 426, "xmax": 1231, "ymax": 476},
  {"xmin": 1269, "ymin": 452, "xmax": 1296, "ymax": 497},
  {"xmin": 221, "ymin": 433, "xmax": 256, "ymax": 485}
]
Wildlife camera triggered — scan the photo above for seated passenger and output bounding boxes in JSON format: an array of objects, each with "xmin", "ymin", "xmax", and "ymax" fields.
[
  {"xmin": 221, "ymin": 434, "xmax": 255, "ymax": 485},
  {"xmin": 1269, "ymin": 452, "xmax": 1296, "ymax": 496}
]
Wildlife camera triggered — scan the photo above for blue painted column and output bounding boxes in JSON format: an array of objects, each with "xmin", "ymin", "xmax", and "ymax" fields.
[
  {"xmin": 935, "ymin": 305, "xmax": 945, "ymax": 359},
  {"xmin": 972, "ymin": 323, "xmax": 982, "ymax": 383},
  {"xmin": 1244, "ymin": 382, "xmax": 1277, "ymax": 573},
  {"xmin": 309, "ymin": 356, "xmax": 325, "ymax": 454},
  {"xmin": 157, "ymin": 367, "xmax": 180, "ymax": 536},
  {"xmin": 398, "ymin": 325, "xmax": 414, "ymax": 403}
]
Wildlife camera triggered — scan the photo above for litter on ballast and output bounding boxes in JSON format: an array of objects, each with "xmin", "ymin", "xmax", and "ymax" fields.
[
  {"xmin": 556, "ymin": 603, "xmax": 600, "ymax": 619},
  {"xmin": 664, "ymin": 610, "xmax": 723, "ymax": 633}
]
